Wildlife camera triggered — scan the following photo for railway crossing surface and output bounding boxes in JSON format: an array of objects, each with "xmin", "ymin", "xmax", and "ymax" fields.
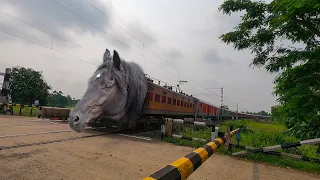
[{"xmin": 0, "ymin": 116, "xmax": 319, "ymax": 180}]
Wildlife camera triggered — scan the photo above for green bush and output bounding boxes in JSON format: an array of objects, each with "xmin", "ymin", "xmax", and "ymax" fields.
[{"xmin": 164, "ymin": 119, "xmax": 320, "ymax": 174}]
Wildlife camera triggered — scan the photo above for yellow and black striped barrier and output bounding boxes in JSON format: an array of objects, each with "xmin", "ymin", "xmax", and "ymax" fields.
[
  {"xmin": 143, "ymin": 128, "xmax": 240, "ymax": 180},
  {"xmin": 0, "ymin": 103, "xmax": 36, "ymax": 107}
]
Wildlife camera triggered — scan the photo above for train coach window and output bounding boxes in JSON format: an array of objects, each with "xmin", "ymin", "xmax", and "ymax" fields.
[
  {"xmin": 167, "ymin": 97, "xmax": 172, "ymax": 104},
  {"xmin": 184, "ymin": 102, "xmax": 187, "ymax": 107},
  {"xmin": 147, "ymin": 92, "xmax": 153, "ymax": 101},
  {"xmin": 162, "ymin": 96, "xmax": 167, "ymax": 103},
  {"xmin": 181, "ymin": 101, "xmax": 184, "ymax": 107},
  {"xmin": 177, "ymin": 100, "xmax": 180, "ymax": 106},
  {"xmin": 155, "ymin": 94, "xmax": 160, "ymax": 102},
  {"xmin": 173, "ymin": 99, "xmax": 176, "ymax": 105}
]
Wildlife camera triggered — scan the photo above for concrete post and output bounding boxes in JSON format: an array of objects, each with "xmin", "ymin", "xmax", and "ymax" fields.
[
  {"xmin": 160, "ymin": 120, "xmax": 165, "ymax": 140},
  {"xmin": 211, "ymin": 124, "xmax": 216, "ymax": 141},
  {"xmin": 164, "ymin": 118, "xmax": 173, "ymax": 137},
  {"xmin": 215, "ymin": 126, "xmax": 219, "ymax": 139}
]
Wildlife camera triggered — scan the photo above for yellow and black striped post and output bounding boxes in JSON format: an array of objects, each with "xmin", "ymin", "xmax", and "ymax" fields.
[
  {"xmin": 143, "ymin": 128, "xmax": 240, "ymax": 180},
  {"xmin": 0, "ymin": 103, "xmax": 38, "ymax": 115},
  {"xmin": 0, "ymin": 103, "xmax": 22, "ymax": 107},
  {"xmin": 0, "ymin": 103, "xmax": 37, "ymax": 107}
]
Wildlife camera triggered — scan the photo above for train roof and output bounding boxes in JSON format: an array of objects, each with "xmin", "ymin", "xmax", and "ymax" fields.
[{"xmin": 147, "ymin": 80, "xmax": 195, "ymax": 100}]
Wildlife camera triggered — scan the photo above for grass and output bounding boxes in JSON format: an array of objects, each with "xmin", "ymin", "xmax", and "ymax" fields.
[
  {"xmin": 219, "ymin": 119, "xmax": 286, "ymax": 132},
  {"xmin": 7, "ymin": 106, "xmax": 73, "ymax": 117},
  {"xmin": 164, "ymin": 119, "xmax": 320, "ymax": 174},
  {"xmin": 6, "ymin": 106, "xmax": 40, "ymax": 117}
]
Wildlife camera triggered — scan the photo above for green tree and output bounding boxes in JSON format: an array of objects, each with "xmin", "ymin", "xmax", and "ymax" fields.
[
  {"xmin": 258, "ymin": 111, "xmax": 269, "ymax": 116},
  {"xmin": 71, "ymin": 97, "xmax": 80, "ymax": 106},
  {"xmin": 219, "ymin": 0, "xmax": 320, "ymax": 139},
  {"xmin": 47, "ymin": 90, "xmax": 68, "ymax": 108},
  {"xmin": 47, "ymin": 90, "xmax": 79, "ymax": 108},
  {"xmin": 66, "ymin": 95, "xmax": 73, "ymax": 106},
  {"xmin": 10, "ymin": 66, "xmax": 51, "ymax": 105},
  {"xmin": 271, "ymin": 105, "xmax": 287, "ymax": 124}
]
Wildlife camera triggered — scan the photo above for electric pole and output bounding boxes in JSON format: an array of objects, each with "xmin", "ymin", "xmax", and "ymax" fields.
[
  {"xmin": 237, "ymin": 103, "xmax": 239, "ymax": 113},
  {"xmin": 0, "ymin": 68, "xmax": 12, "ymax": 114},
  {"xmin": 0, "ymin": 68, "xmax": 12, "ymax": 103},
  {"xmin": 203, "ymin": 87, "xmax": 223, "ymax": 123},
  {"xmin": 220, "ymin": 87, "xmax": 223, "ymax": 122}
]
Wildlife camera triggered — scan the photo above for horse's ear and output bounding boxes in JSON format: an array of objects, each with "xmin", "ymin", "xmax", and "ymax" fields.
[
  {"xmin": 103, "ymin": 49, "xmax": 112, "ymax": 62},
  {"xmin": 113, "ymin": 50, "xmax": 121, "ymax": 70}
]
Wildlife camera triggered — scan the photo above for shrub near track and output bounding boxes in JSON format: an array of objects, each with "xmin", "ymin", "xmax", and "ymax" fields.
[{"xmin": 164, "ymin": 119, "xmax": 320, "ymax": 174}]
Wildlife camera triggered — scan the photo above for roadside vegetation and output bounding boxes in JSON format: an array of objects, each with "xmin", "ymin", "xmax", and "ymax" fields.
[
  {"xmin": 218, "ymin": 0, "xmax": 320, "ymax": 140},
  {"xmin": 164, "ymin": 119, "xmax": 320, "ymax": 174},
  {"xmin": 10, "ymin": 106, "xmax": 39, "ymax": 117},
  {"xmin": 10, "ymin": 66, "xmax": 80, "ymax": 108}
]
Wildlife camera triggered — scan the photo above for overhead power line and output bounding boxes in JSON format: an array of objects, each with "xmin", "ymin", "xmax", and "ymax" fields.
[
  {"xmin": 0, "ymin": 28, "xmax": 179, "ymax": 81},
  {"xmin": 204, "ymin": 88, "xmax": 221, "ymax": 97},
  {"xmin": 81, "ymin": 0, "xmax": 220, "ymax": 96},
  {"xmin": 83, "ymin": 0, "xmax": 141, "ymax": 43},
  {"xmin": 50, "ymin": 0, "xmax": 179, "ymax": 79},
  {"xmin": 82, "ymin": 0, "xmax": 199, "ymax": 86},
  {"xmin": 1, "ymin": 1, "xmax": 229, "ymax": 106},
  {"xmin": 0, "ymin": 10, "xmax": 102, "ymax": 57},
  {"xmin": 0, "ymin": 29, "xmax": 98, "ymax": 66},
  {"xmin": 0, "ymin": 28, "xmax": 237, "ymax": 109},
  {"xmin": 0, "ymin": 9, "xmax": 178, "ymax": 80},
  {"xmin": 64, "ymin": 0, "xmax": 225, "ymax": 99}
]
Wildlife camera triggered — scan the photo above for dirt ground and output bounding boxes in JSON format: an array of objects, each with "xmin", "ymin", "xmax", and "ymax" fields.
[{"xmin": 0, "ymin": 116, "xmax": 319, "ymax": 180}]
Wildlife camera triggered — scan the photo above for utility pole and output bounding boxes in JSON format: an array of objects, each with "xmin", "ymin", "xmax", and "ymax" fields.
[
  {"xmin": 204, "ymin": 87, "xmax": 223, "ymax": 123},
  {"xmin": 237, "ymin": 103, "xmax": 239, "ymax": 113},
  {"xmin": 0, "ymin": 68, "xmax": 12, "ymax": 103},
  {"xmin": 177, "ymin": 80, "xmax": 187, "ymax": 93},
  {"xmin": 0, "ymin": 68, "xmax": 12, "ymax": 114},
  {"xmin": 220, "ymin": 87, "xmax": 223, "ymax": 122}
]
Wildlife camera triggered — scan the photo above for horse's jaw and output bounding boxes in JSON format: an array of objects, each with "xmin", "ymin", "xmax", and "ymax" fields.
[{"xmin": 68, "ymin": 107, "xmax": 103, "ymax": 132}]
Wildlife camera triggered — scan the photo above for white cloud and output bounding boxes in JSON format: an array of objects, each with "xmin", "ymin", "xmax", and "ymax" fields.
[{"xmin": 0, "ymin": 0, "xmax": 277, "ymax": 112}]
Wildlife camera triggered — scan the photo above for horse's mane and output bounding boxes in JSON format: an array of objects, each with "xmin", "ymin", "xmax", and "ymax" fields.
[{"xmin": 110, "ymin": 59, "xmax": 148, "ymax": 126}]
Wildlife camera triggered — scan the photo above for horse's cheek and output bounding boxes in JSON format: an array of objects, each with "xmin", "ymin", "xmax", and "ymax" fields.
[
  {"xmin": 97, "ymin": 88, "xmax": 113, "ymax": 105},
  {"xmin": 97, "ymin": 94, "xmax": 108, "ymax": 105},
  {"xmin": 111, "ymin": 91, "xmax": 127, "ymax": 111}
]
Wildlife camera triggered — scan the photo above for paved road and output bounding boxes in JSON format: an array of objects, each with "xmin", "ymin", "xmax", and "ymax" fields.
[{"xmin": 0, "ymin": 116, "xmax": 319, "ymax": 180}]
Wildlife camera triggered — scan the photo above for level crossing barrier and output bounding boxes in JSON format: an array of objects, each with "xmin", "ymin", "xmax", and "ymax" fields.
[
  {"xmin": 230, "ymin": 143, "xmax": 320, "ymax": 164},
  {"xmin": 232, "ymin": 138, "xmax": 320, "ymax": 156},
  {"xmin": 0, "ymin": 103, "xmax": 38, "ymax": 115},
  {"xmin": 143, "ymin": 127, "xmax": 240, "ymax": 180},
  {"xmin": 162, "ymin": 118, "xmax": 220, "ymax": 143}
]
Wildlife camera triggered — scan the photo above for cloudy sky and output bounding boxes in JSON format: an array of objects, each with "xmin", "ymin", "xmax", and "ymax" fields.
[{"xmin": 0, "ymin": 0, "xmax": 277, "ymax": 112}]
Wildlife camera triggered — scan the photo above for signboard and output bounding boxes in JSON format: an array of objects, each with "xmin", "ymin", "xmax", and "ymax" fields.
[{"xmin": 34, "ymin": 100, "xmax": 39, "ymax": 106}]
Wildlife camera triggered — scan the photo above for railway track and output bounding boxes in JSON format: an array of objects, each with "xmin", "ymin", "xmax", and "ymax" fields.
[
  {"xmin": 0, "ymin": 133, "xmax": 107, "ymax": 151},
  {"xmin": 0, "ymin": 120, "xmax": 160, "ymax": 151}
]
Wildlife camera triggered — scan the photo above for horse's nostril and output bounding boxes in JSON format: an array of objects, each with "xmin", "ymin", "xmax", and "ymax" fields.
[{"xmin": 74, "ymin": 116, "xmax": 80, "ymax": 123}]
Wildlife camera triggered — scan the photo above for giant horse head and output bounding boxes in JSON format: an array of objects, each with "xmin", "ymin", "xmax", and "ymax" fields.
[{"xmin": 68, "ymin": 49, "xmax": 148, "ymax": 132}]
